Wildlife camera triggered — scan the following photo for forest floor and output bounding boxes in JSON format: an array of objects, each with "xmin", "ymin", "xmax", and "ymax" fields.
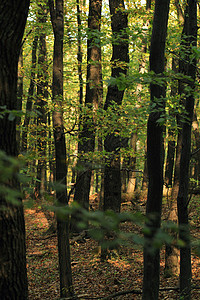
[{"xmin": 24, "ymin": 193, "xmax": 200, "ymax": 300}]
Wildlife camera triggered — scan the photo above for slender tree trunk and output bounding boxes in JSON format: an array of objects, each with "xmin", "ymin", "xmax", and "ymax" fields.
[
  {"xmin": 0, "ymin": 1, "xmax": 29, "ymax": 299},
  {"xmin": 72, "ymin": 0, "xmax": 103, "ymax": 232},
  {"xmin": 164, "ymin": 58, "xmax": 179, "ymax": 277},
  {"xmin": 135, "ymin": 0, "xmax": 151, "ymax": 194},
  {"xmin": 126, "ymin": 132, "xmax": 137, "ymax": 196},
  {"xmin": 142, "ymin": 0, "xmax": 170, "ymax": 299},
  {"xmin": 47, "ymin": 112, "xmax": 54, "ymax": 192},
  {"xmin": 177, "ymin": 1, "xmax": 197, "ymax": 299},
  {"xmin": 76, "ymin": 0, "xmax": 83, "ymax": 107},
  {"xmin": 16, "ymin": 49, "xmax": 23, "ymax": 153},
  {"xmin": 103, "ymin": 0, "xmax": 129, "ymax": 213},
  {"xmin": 48, "ymin": 0, "xmax": 74, "ymax": 297},
  {"xmin": 22, "ymin": 34, "xmax": 38, "ymax": 152},
  {"xmin": 164, "ymin": 127, "xmax": 182, "ymax": 277},
  {"xmin": 192, "ymin": 109, "xmax": 200, "ymax": 184},
  {"xmin": 142, "ymin": 143, "xmax": 148, "ymax": 190},
  {"xmin": 164, "ymin": 58, "xmax": 178, "ymax": 191},
  {"xmin": 36, "ymin": 4, "xmax": 48, "ymax": 198}
]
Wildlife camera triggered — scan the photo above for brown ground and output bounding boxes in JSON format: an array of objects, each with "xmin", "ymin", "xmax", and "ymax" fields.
[{"xmin": 24, "ymin": 194, "xmax": 200, "ymax": 300}]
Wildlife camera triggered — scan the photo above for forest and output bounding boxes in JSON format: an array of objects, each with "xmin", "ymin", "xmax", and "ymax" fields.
[{"xmin": 0, "ymin": 0, "xmax": 200, "ymax": 299}]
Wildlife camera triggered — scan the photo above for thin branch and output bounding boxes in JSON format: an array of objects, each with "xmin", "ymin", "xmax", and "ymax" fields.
[
  {"xmin": 48, "ymin": 0, "xmax": 56, "ymax": 29},
  {"xmin": 191, "ymin": 147, "xmax": 200, "ymax": 156}
]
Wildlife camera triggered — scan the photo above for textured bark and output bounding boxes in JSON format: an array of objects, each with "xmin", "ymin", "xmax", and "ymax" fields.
[
  {"xmin": 142, "ymin": 0, "xmax": 170, "ymax": 299},
  {"xmin": 49, "ymin": 0, "xmax": 74, "ymax": 297},
  {"xmin": 126, "ymin": 132, "xmax": 137, "ymax": 196},
  {"xmin": 164, "ymin": 129, "xmax": 182, "ymax": 277},
  {"xmin": 142, "ymin": 143, "xmax": 148, "ymax": 190},
  {"xmin": 0, "ymin": 1, "xmax": 30, "ymax": 299},
  {"xmin": 192, "ymin": 109, "xmax": 200, "ymax": 184},
  {"xmin": 164, "ymin": 58, "xmax": 179, "ymax": 277},
  {"xmin": 164, "ymin": 58, "xmax": 178, "ymax": 190},
  {"xmin": 76, "ymin": 0, "xmax": 83, "ymax": 106},
  {"xmin": 72, "ymin": 0, "xmax": 103, "ymax": 232},
  {"xmin": 22, "ymin": 34, "xmax": 38, "ymax": 152},
  {"xmin": 16, "ymin": 49, "xmax": 23, "ymax": 152},
  {"xmin": 103, "ymin": 0, "xmax": 129, "ymax": 213},
  {"xmin": 36, "ymin": 4, "xmax": 48, "ymax": 197},
  {"xmin": 177, "ymin": 1, "xmax": 197, "ymax": 299}
]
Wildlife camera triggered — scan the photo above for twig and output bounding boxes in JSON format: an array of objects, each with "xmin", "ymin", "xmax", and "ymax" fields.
[{"xmin": 191, "ymin": 147, "xmax": 200, "ymax": 156}]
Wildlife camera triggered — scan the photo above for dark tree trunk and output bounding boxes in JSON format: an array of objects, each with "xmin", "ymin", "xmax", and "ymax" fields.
[
  {"xmin": 16, "ymin": 49, "xmax": 23, "ymax": 153},
  {"xmin": 133, "ymin": 0, "xmax": 151, "ymax": 194},
  {"xmin": 177, "ymin": 1, "xmax": 197, "ymax": 299},
  {"xmin": 164, "ymin": 58, "xmax": 179, "ymax": 277},
  {"xmin": 76, "ymin": 0, "xmax": 83, "ymax": 107},
  {"xmin": 47, "ymin": 112, "xmax": 54, "ymax": 192},
  {"xmin": 103, "ymin": 0, "xmax": 129, "ymax": 213},
  {"xmin": 22, "ymin": 34, "xmax": 38, "ymax": 152},
  {"xmin": 164, "ymin": 58, "xmax": 178, "ymax": 190},
  {"xmin": 192, "ymin": 109, "xmax": 200, "ymax": 184},
  {"xmin": 164, "ymin": 128, "xmax": 182, "ymax": 277},
  {"xmin": 142, "ymin": 0, "xmax": 170, "ymax": 299},
  {"xmin": 72, "ymin": 0, "xmax": 103, "ymax": 232},
  {"xmin": 48, "ymin": 0, "xmax": 74, "ymax": 297},
  {"xmin": 0, "ymin": 1, "xmax": 30, "ymax": 299},
  {"xmin": 36, "ymin": 4, "xmax": 48, "ymax": 198},
  {"xmin": 126, "ymin": 132, "xmax": 137, "ymax": 196},
  {"xmin": 142, "ymin": 143, "xmax": 148, "ymax": 190}
]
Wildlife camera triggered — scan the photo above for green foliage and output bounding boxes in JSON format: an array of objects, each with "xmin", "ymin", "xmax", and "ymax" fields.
[{"xmin": 0, "ymin": 151, "xmax": 24, "ymax": 206}]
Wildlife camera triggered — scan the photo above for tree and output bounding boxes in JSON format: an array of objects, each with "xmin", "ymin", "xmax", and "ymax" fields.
[
  {"xmin": 22, "ymin": 34, "xmax": 38, "ymax": 153},
  {"xmin": 177, "ymin": 0, "xmax": 197, "ymax": 298},
  {"xmin": 164, "ymin": 59, "xmax": 180, "ymax": 277},
  {"xmin": 126, "ymin": 0, "xmax": 151, "ymax": 198},
  {"xmin": 142, "ymin": 0, "xmax": 170, "ymax": 299},
  {"xmin": 71, "ymin": 0, "xmax": 103, "ymax": 232},
  {"xmin": 36, "ymin": 2, "xmax": 48, "ymax": 197},
  {"xmin": 48, "ymin": 0, "xmax": 74, "ymax": 297},
  {"xmin": 0, "ymin": 0, "xmax": 30, "ymax": 298},
  {"xmin": 103, "ymin": 0, "xmax": 129, "ymax": 213}
]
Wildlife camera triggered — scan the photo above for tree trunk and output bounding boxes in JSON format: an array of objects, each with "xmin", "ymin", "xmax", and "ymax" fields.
[
  {"xmin": 164, "ymin": 57, "xmax": 178, "ymax": 191},
  {"xmin": 0, "ymin": 1, "xmax": 30, "ymax": 299},
  {"xmin": 48, "ymin": 0, "xmax": 74, "ymax": 297},
  {"xmin": 16, "ymin": 49, "xmax": 23, "ymax": 153},
  {"xmin": 126, "ymin": 132, "xmax": 137, "ymax": 197},
  {"xmin": 142, "ymin": 0, "xmax": 170, "ymax": 299},
  {"xmin": 164, "ymin": 58, "xmax": 179, "ymax": 277},
  {"xmin": 103, "ymin": 0, "xmax": 129, "ymax": 213},
  {"xmin": 164, "ymin": 128, "xmax": 182, "ymax": 277},
  {"xmin": 192, "ymin": 109, "xmax": 200, "ymax": 185},
  {"xmin": 22, "ymin": 34, "xmax": 38, "ymax": 153},
  {"xmin": 72, "ymin": 0, "xmax": 103, "ymax": 232},
  {"xmin": 142, "ymin": 143, "xmax": 148, "ymax": 190},
  {"xmin": 36, "ymin": 4, "xmax": 48, "ymax": 198},
  {"xmin": 177, "ymin": 1, "xmax": 197, "ymax": 299}
]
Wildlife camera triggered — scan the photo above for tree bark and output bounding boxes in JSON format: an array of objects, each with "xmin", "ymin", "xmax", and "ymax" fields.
[
  {"xmin": 103, "ymin": 0, "xmax": 129, "ymax": 213},
  {"xmin": 177, "ymin": 1, "xmax": 197, "ymax": 299},
  {"xmin": 48, "ymin": 0, "xmax": 74, "ymax": 297},
  {"xmin": 36, "ymin": 4, "xmax": 48, "ymax": 198},
  {"xmin": 72, "ymin": 0, "xmax": 103, "ymax": 232},
  {"xmin": 126, "ymin": 132, "xmax": 137, "ymax": 196},
  {"xmin": 16, "ymin": 49, "xmax": 24, "ymax": 153},
  {"xmin": 22, "ymin": 34, "xmax": 38, "ymax": 153},
  {"xmin": 0, "ymin": 1, "xmax": 30, "ymax": 299},
  {"xmin": 164, "ymin": 58, "xmax": 179, "ymax": 277},
  {"xmin": 192, "ymin": 109, "xmax": 200, "ymax": 184},
  {"xmin": 142, "ymin": 0, "xmax": 170, "ymax": 299}
]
